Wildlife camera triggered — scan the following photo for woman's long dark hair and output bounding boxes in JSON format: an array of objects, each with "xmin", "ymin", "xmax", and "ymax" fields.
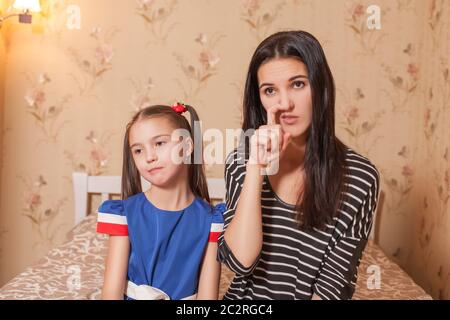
[
  {"xmin": 242, "ymin": 30, "xmax": 348, "ymax": 230},
  {"xmin": 121, "ymin": 105, "xmax": 210, "ymax": 203}
]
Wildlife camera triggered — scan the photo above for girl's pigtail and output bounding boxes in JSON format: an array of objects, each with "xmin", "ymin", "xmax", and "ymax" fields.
[{"xmin": 184, "ymin": 104, "xmax": 210, "ymax": 204}]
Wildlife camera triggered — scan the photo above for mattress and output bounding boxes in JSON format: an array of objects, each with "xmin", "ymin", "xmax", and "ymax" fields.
[{"xmin": 0, "ymin": 214, "xmax": 432, "ymax": 300}]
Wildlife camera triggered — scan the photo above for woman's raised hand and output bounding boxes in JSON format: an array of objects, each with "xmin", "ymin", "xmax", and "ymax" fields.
[{"xmin": 248, "ymin": 105, "xmax": 291, "ymax": 174}]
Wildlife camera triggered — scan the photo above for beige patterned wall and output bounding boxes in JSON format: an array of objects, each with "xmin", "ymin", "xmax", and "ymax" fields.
[
  {"xmin": 0, "ymin": 2, "xmax": 7, "ymax": 273},
  {"xmin": 0, "ymin": 0, "xmax": 448, "ymax": 299}
]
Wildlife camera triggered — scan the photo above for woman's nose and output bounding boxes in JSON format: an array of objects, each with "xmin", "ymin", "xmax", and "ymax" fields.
[{"xmin": 278, "ymin": 93, "xmax": 294, "ymax": 111}]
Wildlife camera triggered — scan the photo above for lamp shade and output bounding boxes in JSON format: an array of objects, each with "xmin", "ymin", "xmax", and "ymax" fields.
[{"xmin": 12, "ymin": 0, "xmax": 41, "ymax": 13}]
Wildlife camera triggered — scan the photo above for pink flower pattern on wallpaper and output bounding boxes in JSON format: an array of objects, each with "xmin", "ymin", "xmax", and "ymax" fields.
[
  {"xmin": 39, "ymin": 0, "xmax": 71, "ymax": 41},
  {"xmin": 1, "ymin": 0, "xmax": 449, "ymax": 300},
  {"xmin": 338, "ymin": 88, "xmax": 384, "ymax": 157},
  {"xmin": 174, "ymin": 32, "xmax": 224, "ymax": 103},
  {"xmin": 383, "ymin": 164, "xmax": 415, "ymax": 214},
  {"xmin": 64, "ymin": 131, "xmax": 113, "ymax": 176},
  {"xmin": 345, "ymin": 3, "xmax": 386, "ymax": 55},
  {"xmin": 380, "ymin": 145, "xmax": 418, "ymax": 218},
  {"xmin": 21, "ymin": 175, "xmax": 68, "ymax": 248},
  {"xmin": 428, "ymin": 0, "xmax": 445, "ymax": 49},
  {"xmin": 382, "ymin": 62, "xmax": 420, "ymax": 112},
  {"xmin": 241, "ymin": 0, "xmax": 286, "ymax": 41},
  {"xmin": 68, "ymin": 27, "xmax": 118, "ymax": 96},
  {"xmin": 129, "ymin": 77, "xmax": 156, "ymax": 111},
  {"xmin": 23, "ymin": 73, "xmax": 72, "ymax": 143},
  {"xmin": 135, "ymin": 0, "xmax": 178, "ymax": 44},
  {"xmin": 422, "ymin": 53, "xmax": 450, "ymax": 239}
]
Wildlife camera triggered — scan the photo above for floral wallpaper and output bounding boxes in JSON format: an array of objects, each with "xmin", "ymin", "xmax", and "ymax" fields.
[{"xmin": 0, "ymin": 0, "xmax": 448, "ymax": 299}]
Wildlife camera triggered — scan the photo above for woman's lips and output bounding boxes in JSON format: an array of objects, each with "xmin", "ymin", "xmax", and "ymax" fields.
[{"xmin": 280, "ymin": 116, "xmax": 298, "ymax": 125}]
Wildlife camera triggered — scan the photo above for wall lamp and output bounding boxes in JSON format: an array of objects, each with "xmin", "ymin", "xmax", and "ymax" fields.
[{"xmin": 0, "ymin": 0, "xmax": 41, "ymax": 28}]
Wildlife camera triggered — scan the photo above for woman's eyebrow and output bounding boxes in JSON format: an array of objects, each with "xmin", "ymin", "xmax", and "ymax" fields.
[
  {"xmin": 259, "ymin": 74, "xmax": 308, "ymax": 89},
  {"xmin": 289, "ymin": 74, "xmax": 308, "ymax": 81}
]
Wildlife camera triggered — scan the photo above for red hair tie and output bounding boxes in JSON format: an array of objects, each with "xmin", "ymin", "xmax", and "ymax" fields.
[{"xmin": 171, "ymin": 102, "xmax": 187, "ymax": 114}]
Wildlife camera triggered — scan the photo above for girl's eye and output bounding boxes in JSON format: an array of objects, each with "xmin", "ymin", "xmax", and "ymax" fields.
[
  {"xmin": 293, "ymin": 81, "xmax": 305, "ymax": 89},
  {"xmin": 133, "ymin": 149, "xmax": 142, "ymax": 155},
  {"xmin": 155, "ymin": 141, "xmax": 166, "ymax": 147},
  {"xmin": 263, "ymin": 87, "xmax": 276, "ymax": 96}
]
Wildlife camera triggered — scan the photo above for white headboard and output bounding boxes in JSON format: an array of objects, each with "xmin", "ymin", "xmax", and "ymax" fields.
[
  {"xmin": 72, "ymin": 172, "xmax": 382, "ymax": 244},
  {"xmin": 72, "ymin": 172, "xmax": 225, "ymax": 225}
]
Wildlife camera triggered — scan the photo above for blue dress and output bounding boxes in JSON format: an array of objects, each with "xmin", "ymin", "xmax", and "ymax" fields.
[{"xmin": 96, "ymin": 192, "xmax": 225, "ymax": 300}]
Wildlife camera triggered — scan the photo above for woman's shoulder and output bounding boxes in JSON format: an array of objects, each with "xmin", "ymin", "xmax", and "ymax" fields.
[
  {"xmin": 343, "ymin": 147, "xmax": 380, "ymax": 195},
  {"xmin": 225, "ymin": 147, "xmax": 248, "ymax": 166},
  {"xmin": 224, "ymin": 148, "xmax": 248, "ymax": 182}
]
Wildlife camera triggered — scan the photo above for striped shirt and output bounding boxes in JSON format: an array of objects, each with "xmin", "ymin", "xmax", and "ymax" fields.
[{"xmin": 218, "ymin": 147, "xmax": 380, "ymax": 300}]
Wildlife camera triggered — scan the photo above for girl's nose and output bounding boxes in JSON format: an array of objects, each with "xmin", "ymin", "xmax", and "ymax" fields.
[{"xmin": 146, "ymin": 149, "xmax": 157, "ymax": 163}]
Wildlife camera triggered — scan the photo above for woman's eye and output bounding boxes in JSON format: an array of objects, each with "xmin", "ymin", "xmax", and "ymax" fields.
[
  {"xmin": 133, "ymin": 149, "xmax": 142, "ymax": 155},
  {"xmin": 293, "ymin": 81, "xmax": 305, "ymax": 89},
  {"xmin": 264, "ymin": 87, "xmax": 276, "ymax": 96}
]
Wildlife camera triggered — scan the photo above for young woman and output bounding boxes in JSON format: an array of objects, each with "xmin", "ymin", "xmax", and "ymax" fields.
[{"xmin": 218, "ymin": 31, "xmax": 380, "ymax": 300}]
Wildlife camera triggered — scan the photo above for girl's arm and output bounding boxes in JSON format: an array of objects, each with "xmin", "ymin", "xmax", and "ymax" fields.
[
  {"xmin": 196, "ymin": 242, "xmax": 221, "ymax": 300},
  {"xmin": 101, "ymin": 235, "xmax": 130, "ymax": 300}
]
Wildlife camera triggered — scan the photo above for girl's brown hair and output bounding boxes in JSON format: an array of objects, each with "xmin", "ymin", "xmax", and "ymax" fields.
[{"xmin": 121, "ymin": 104, "xmax": 210, "ymax": 203}]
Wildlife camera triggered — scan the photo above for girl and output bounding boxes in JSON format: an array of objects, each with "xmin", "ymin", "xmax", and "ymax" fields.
[
  {"xmin": 218, "ymin": 31, "xmax": 380, "ymax": 300},
  {"xmin": 97, "ymin": 103, "xmax": 225, "ymax": 300}
]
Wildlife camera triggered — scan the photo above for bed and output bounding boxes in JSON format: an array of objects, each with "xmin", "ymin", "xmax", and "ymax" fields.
[{"xmin": 0, "ymin": 173, "xmax": 432, "ymax": 300}]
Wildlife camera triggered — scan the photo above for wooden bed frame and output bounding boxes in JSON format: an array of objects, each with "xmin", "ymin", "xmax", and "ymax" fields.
[
  {"xmin": 72, "ymin": 172, "xmax": 227, "ymax": 224},
  {"xmin": 72, "ymin": 172, "xmax": 383, "ymax": 243}
]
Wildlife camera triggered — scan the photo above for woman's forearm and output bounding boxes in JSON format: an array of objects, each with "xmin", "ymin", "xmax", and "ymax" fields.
[{"xmin": 224, "ymin": 164, "xmax": 264, "ymax": 268}]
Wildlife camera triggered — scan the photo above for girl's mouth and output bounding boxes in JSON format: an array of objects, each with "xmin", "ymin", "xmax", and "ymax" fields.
[{"xmin": 148, "ymin": 167, "xmax": 163, "ymax": 174}]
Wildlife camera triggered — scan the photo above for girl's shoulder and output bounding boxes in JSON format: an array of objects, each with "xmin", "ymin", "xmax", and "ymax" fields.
[
  {"xmin": 97, "ymin": 199, "xmax": 129, "ymax": 236},
  {"xmin": 196, "ymin": 198, "xmax": 225, "ymax": 223},
  {"xmin": 98, "ymin": 199, "xmax": 125, "ymax": 216},
  {"xmin": 97, "ymin": 193, "xmax": 144, "ymax": 215},
  {"xmin": 211, "ymin": 202, "xmax": 226, "ymax": 223}
]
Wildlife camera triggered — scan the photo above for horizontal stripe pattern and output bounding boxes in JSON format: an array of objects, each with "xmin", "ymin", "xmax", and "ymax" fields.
[
  {"xmin": 209, "ymin": 232, "xmax": 221, "ymax": 243},
  {"xmin": 97, "ymin": 222, "xmax": 128, "ymax": 236},
  {"xmin": 218, "ymin": 148, "xmax": 380, "ymax": 300},
  {"xmin": 210, "ymin": 223, "xmax": 224, "ymax": 233},
  {"xmin": 97, "ymin": 211, "xmax": 129, "ymax": 236},
  {"xmin": 97, "ymin": 212, "xmax": 128, "ymax": 225}
]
